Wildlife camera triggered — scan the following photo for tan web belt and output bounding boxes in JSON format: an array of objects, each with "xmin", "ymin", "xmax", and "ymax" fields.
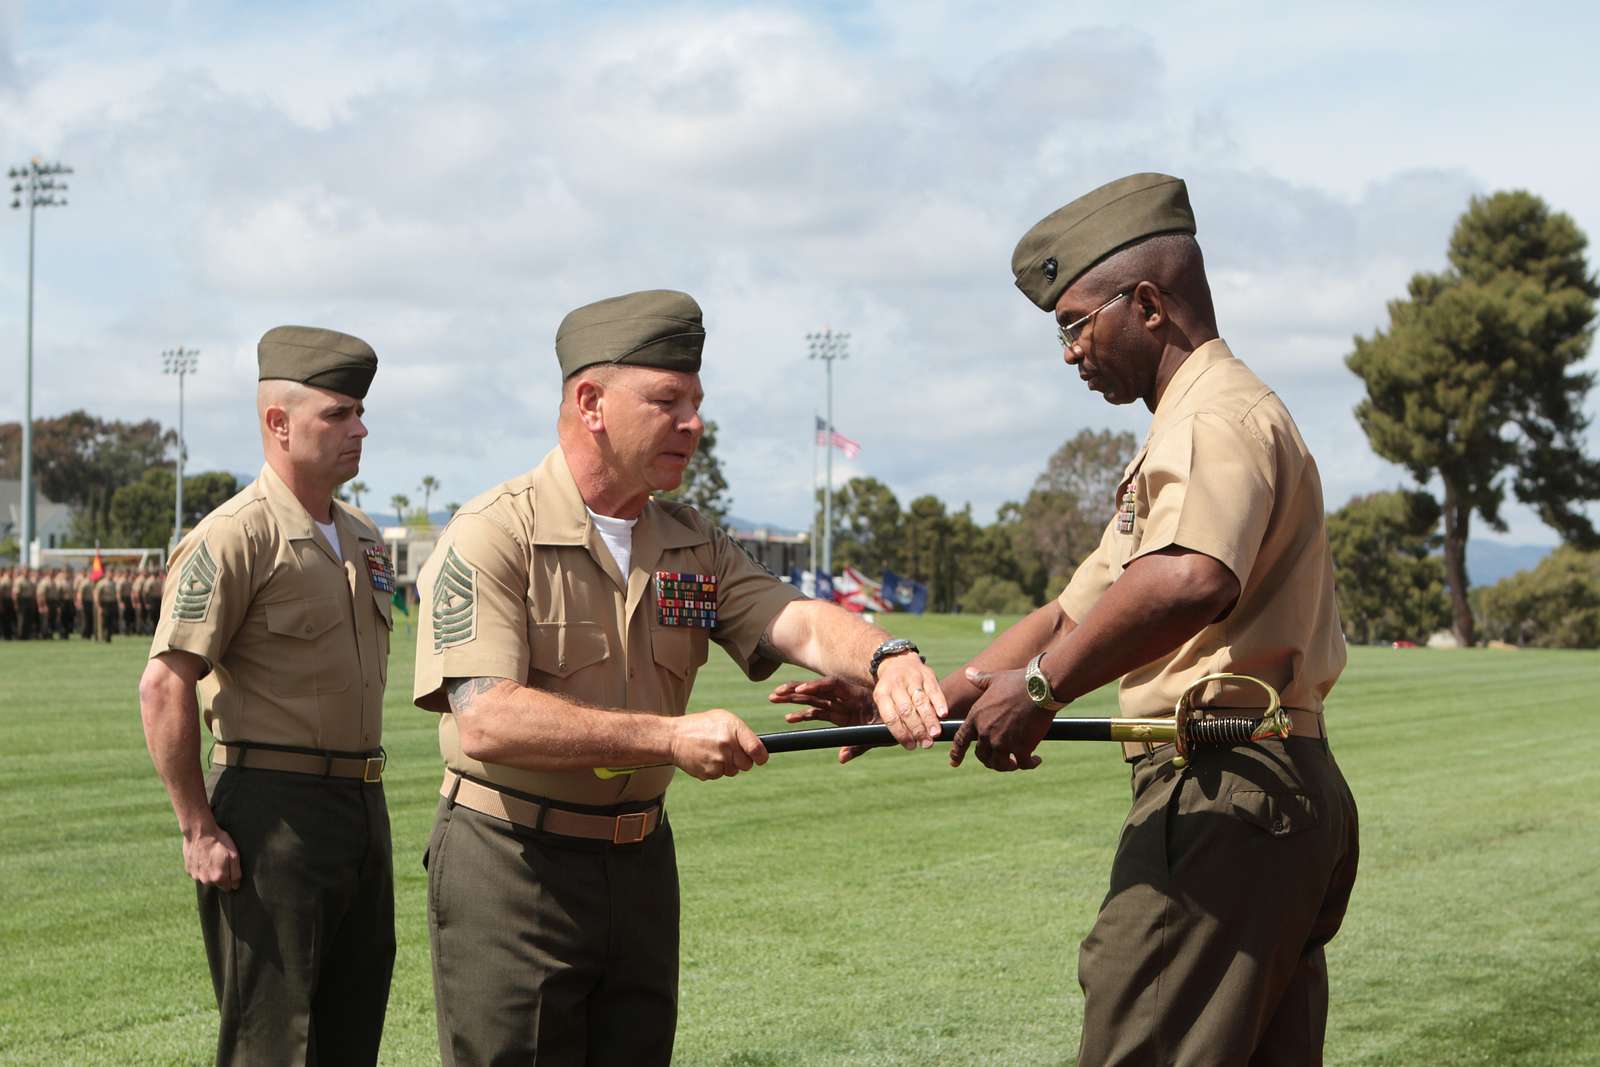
[
  {"xmin": 441, "ymin": 771, "xmax": 662, "ymax": 845},
  {"xmin": 212, "ymin": 742, "xmax": 386, "ymax": 783},
  {"xmin": 1121, "ymin": 707, "xmax": 1325, "ymax": 762}
]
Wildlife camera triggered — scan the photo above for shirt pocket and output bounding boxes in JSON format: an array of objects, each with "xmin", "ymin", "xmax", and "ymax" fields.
[
  {"xmin": 528, "ymin": 621, "xmax": 611, "ymax": 679},
  {"xmin": 651, "ymin": 625, "xmax": 710, "ymax": 680},
  {"xmin": 264, "ymin": 598, "xmax": 347, "ymax": 695}
]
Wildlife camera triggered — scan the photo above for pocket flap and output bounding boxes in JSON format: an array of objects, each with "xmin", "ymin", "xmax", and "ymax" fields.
[
  {"xmin": 264, "ymin": 598, "xmax": 343, "ymax": 641},
  {"xmin": 651, "ymin": 626, "xmax": 709, "ymax": 680},
  {"xmin": 1230, "ymin": 789, "xmax": 1318, "ymax": 838},
  {"xmin": 372, "ymin": 588, "xmax": 395, "ymax": 630},
  {"xmin": 529, "ymin": 622, "xmax": 610, "ymax": 677}
]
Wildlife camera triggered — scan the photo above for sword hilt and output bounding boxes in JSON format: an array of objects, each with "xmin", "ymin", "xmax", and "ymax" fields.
[{"xmin": 1171, "ymin": 672, "xmax": 1288, "ymax": 768}]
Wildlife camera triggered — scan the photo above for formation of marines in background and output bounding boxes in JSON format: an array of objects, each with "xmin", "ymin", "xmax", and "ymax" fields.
[{"xmin": 0, "ymin": 564, "xmax": 165, "ymax": 641}]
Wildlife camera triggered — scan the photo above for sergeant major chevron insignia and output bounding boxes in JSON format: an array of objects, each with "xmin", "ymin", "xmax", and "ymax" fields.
[
  {"xmin": 173, "ymin": 543, "xmax": 218, "ymax": 622},
  {"xmin": 432, "ymin": 547, "xmax": 476, "ymax": 652}
]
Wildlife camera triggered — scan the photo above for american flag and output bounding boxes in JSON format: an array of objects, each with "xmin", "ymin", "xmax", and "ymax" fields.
[{"xmin": 815, "ymin": 416, "xmax": 861, "ymax": 459}]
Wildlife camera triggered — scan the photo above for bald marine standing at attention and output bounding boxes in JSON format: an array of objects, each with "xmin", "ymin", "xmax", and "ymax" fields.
[{"xmin": 138, "ymin": 325, "xmax": 399, "ymax": 1066}]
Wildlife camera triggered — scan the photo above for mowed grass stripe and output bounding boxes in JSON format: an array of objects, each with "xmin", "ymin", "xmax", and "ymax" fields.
[{"xmin": 2, "ymin": 624, "xmax": 1596, "ymax": 1065}]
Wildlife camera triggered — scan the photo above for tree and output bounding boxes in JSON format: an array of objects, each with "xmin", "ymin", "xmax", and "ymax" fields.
[
  {"xmin": 391, "ymin": 494, "xmax": 410, "ymax": 526},
  {"xmin": 822, "ymin": 476, "xmax": 903, "ymax": 575},
  {"xmin": 1325, "ymin": 490, "xmax": 1451, "ymax": 644},
  {"xmin": 348, "ymin": 480, "xmax": 369, "ymax": 508},
  {"xmin": 1477, "ymin": 545, "xmax": 1600, "ymax": 648},
  {"xmin": 419, "ymin": 475, "xmax": 440, "ymax": 516},
  {"xmin": 1, "ymin": 411, "xmax": 175, "ymax": 542},
  {"xmin": 959, "ymin": 575, "xmax": 1037, "ymax": 615},
  {"xmin": 1348, "ymin": 191, "xmax": 1600, "ymax": 645},
  {"xmin": 107, "ymin": 469, "xmax": 240, "ymax": 547},
  {"xmin": 659, "ymin": 419, "xmax": 731, "ymax": 525},
  {"xmin": 999, "ymin": 428, "xmax": 1137, "ymax": 599}
]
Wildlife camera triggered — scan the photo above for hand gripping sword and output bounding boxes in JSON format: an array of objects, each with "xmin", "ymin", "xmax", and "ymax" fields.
[{"xmin": 595, "ymin": 672, "xmax": 1289, "ymax": 779}]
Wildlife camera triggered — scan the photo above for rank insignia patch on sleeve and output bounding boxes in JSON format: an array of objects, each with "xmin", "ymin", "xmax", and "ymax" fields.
[
  {"xmin": 655, "ymin": 571, "xmax": 717, "ymax": 628},
  {"xmin": 432, "ymin": 547, "xmax": 477, "ymax": 652},
  {"xmin": 172, "ymin": 542, "xmax": 218, "ymax": 623},
  {"xmin": 364, "ymin": 545, "xmax": 397, "ymax": 593}
]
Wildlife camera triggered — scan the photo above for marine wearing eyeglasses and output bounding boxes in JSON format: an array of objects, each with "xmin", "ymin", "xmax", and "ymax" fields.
[
  {"xmin": 980, "ymin": 172, "xmax": 1359, "ymax": 1065},
  {"xmin": 773, "ymin": 172, "xmax": 1360, "ymax": 1066}
]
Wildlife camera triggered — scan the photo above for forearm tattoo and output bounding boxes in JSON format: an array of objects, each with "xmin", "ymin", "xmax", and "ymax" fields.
[{"xmin": 446, "ymin": 676, "xmax": 501, "ymax": 714}]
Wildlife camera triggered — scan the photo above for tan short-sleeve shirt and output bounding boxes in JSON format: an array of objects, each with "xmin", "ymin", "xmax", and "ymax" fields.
[
  {"xmin": 149, "ymin": 464, "xmax": 395, "ymax": 751},
  {"xmin": 1059, "ymin": 339, "xmax": 1347, "ymax": 717},
  {"xmin": 414, "ymin": 446, "xmax": 804, "ymax": 806}
]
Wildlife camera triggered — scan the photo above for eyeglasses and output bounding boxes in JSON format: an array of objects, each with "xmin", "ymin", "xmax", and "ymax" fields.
[
  {"xmin": 1056, "ymin": 291, "xmax": 1129, "ymax": 349},
  {"xmin": 1055, "ymin": 287, "xmax": 1179, "ymax": 349}
]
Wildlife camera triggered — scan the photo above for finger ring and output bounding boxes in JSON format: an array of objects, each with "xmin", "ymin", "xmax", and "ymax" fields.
[{"xmin": 911, "ymin": 686, "xmax": 924, "ymax": 695}]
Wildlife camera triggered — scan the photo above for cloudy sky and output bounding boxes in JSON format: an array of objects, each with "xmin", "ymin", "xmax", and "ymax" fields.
[{"xmin": 3, "ymin": 1, "xmax": 1597, "ymax": 545}]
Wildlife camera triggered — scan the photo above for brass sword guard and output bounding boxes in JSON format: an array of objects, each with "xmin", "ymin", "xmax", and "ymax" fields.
[{"xmin": 1171, "ymin": 672, "xmax": 1288, "ymax": 769}]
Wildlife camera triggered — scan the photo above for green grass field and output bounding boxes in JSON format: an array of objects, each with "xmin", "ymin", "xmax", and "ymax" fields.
[{"xmin": 2, "ymin": 618, "xmax": 1597, "ymax": 1065}]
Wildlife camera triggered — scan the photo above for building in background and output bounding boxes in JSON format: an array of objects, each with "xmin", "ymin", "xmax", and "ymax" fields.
[{"xmin": 1, "ymin": 480, "xmax": 75, "ymax": 562}]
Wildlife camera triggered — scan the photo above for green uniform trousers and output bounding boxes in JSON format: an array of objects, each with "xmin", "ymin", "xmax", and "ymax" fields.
[
  {"xmin": 1077, "ymin": 736, "xmax": 1359, "ymax": 1067},
  {"xmin": 425, "ymin": 794, "xmax": 680, "ymax": 1067},
  {"xmin": 199, "ymin": 765, "xmax": 396, "ymax": 1067}
]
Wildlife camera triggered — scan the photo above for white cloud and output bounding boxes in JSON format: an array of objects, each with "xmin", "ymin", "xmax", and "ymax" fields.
[{"xmin": 0, "ymin": 1, "xmax": 1595, "ymax": 548}]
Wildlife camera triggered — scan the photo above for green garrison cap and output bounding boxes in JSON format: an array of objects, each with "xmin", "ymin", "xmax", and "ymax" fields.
[
  {"xmin": 1011, "ymin": 173, "xmax": 1196, "ymax": 311},
  {"xmin": 257, "ymin": 325, "xmax": 378, "ymax": 399},
  {"xmin": 556, "ymin": 290, "xmax": 705, "ymax": 379}
]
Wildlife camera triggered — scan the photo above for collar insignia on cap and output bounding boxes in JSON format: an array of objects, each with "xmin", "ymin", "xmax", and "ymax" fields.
[{"xmin": 1042, "ymin": 257, "xmax": 1058, "ymax": 282}]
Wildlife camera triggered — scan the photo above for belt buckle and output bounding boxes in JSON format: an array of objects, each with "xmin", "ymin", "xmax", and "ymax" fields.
[
  {"xmin": 363, "ymin": 754, "xmax": 386, "ymax": 783},
  {"xmin": 611, "ymin": 811, "xmax": 649, "ymax": 845}
]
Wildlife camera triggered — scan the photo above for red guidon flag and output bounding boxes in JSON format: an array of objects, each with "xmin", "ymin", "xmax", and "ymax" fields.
[{"xmin": 89, "ymin": 546, "xmax": 106, "ymax": 582}]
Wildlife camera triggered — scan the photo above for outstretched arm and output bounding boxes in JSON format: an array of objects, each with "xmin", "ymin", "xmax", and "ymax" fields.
[{"xmin": 761, "ymin": 597, "xmax": 948, "ymax": 750}]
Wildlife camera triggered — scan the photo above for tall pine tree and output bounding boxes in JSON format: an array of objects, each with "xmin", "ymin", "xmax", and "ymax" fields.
[{"xmin": 1347, "ymin": 191, "xmax": 1600, "ymax": 645}]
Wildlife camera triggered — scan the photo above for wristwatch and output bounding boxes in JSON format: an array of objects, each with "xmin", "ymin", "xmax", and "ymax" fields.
[
  {"xmin": 869, "ymin": 638, "xmax": 924, "ymax": 680},
  {"xmin": 1024, "ymin": 652, "xmax": 1067, "ymax": 712}
]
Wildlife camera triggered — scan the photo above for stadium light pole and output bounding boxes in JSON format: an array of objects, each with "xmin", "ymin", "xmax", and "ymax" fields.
[
  {"xmin": 162, "ymin": 347, "xmax": 199, "ymax": 549},
  {"xmin": 8, "ymin": 157, "xmax": 72, "ymax": 565},
  {"xmin": 806, "ymin": 329, "xmax": 849, "ymax": 577}
]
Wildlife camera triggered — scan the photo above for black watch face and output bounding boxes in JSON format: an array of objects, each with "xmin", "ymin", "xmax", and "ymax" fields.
[{"xmin": 1027, "ymin": 674, "xmax": 1048, "ymax": 702}]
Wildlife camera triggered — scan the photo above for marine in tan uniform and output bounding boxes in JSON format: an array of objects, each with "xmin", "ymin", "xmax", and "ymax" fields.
[
  {"xmin": 12, "ymin": 567, "xmax": 38, "ymax": 639},
  {"xmin": 51, "ymin": 568, "xmax": 72, "ymax": 638},
  {"xmin": 414, "ymin": 289, "xmax": 947, "ymax": 1067},
  {"xmin": 141, "ymin": 570, "xmax": 164, "ymax": 635},
  {"xmin": 138, "ymin": 326, "xmax": 396, "ymax": 1066},
  {"xmin": 94, "ymin": 570, "xmax": 119, "ymax": 641},
  {"xmin": 0, "ymin": 566, "xmax": 14, "ymax": 640},
  {"xmin": 39, "ymin": 567, "xmax": 60, "ymax": 639},
  {"xmin": 778, "ymin": 174, "xmax": 1360, "ymax": 1066},
  {"xmin": 75, "ymin": 570, "xmax": 94, "ymax": 639},
  {"xmin": 118, "ymin": 568, "xmax": 136, "ymax": 635}
]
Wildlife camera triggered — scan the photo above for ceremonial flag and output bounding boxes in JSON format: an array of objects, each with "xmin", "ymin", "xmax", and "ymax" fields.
[
  {"xmin": 881, "ymin": 570, "xmax": 929, "ymax": 614},
  {"xmin": 814, "ymin": 416, "xmax": 861, "ymax": 459},
  {"xmin": 787, "ymin": 567, "xmax": 835, "ymax": 602},
  {"xmin": 832, "ymin": 566, "xmax": 891, "ymax": 613},
  {"xmin": 89, "ymin": 545, "xmax": 105, "ymax": 582}
]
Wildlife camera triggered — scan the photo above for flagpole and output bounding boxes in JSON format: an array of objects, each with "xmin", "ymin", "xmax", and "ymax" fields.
[
  {"xmin": 809, "ymin": 413, "xmax": 818, "ymax": 593},
  {"xmin": 806, "ymin": 329, "xmax": 849, "ymax": 579}
]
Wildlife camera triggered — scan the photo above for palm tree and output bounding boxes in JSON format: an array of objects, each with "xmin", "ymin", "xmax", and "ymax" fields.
[
  {"xmin": 348, "ymin": 480, "xmax": 369, "ymax": 508},
  {"xmin": 390, "ymin": 494, "xmax": 410, "ymax": 526},
  {"xmin": 419, "ymin": 475, "xmax": 440, "ymax": 518}
]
